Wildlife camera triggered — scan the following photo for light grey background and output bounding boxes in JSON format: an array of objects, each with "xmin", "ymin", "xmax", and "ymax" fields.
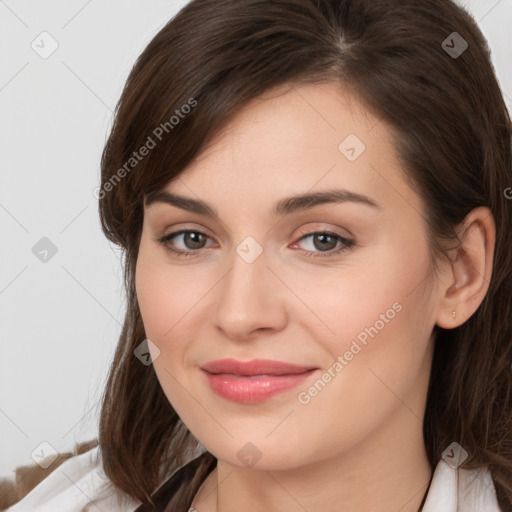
[{"xmin": 0, "ymin": 0, "xmax": 511, "ymax": 479}]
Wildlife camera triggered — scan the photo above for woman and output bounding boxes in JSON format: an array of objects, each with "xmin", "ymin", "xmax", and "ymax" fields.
[{"xmin": 4, "ymin": 0, "xmax": 511, "ymax": 510}]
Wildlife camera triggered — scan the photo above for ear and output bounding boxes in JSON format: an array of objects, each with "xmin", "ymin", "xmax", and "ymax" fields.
[{"xmin": 435, "ymin": 206, "xmax": 496, "ymax": 329}]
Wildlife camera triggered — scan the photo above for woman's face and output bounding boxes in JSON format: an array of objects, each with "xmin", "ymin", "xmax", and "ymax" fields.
[{"xmin": 135, "ymin": 82, "xmax": 440, "ymax": 469}]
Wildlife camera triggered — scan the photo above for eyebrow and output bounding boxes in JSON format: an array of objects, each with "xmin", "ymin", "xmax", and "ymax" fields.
[{"xmin": 144, "ymin": 188, "xmax": 381, "ymax": 218}]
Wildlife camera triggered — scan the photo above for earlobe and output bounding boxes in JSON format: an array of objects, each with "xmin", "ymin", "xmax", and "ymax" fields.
[{"xmin": 435, "ymin": 206, "xmax": 496, "ymax": 329}]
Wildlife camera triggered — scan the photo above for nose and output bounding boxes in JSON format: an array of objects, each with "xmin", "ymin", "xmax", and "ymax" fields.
[{"xmin": 213, "ymin": 246, "xmax": 288, "ymax": 341}]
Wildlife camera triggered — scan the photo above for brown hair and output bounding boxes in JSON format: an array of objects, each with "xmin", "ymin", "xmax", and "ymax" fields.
[{"xmin": 95, "ymin": 0, "xmax": 512, "ymax": 509}]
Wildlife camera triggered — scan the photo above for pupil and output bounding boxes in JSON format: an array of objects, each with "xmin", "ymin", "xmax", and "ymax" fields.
[
  {"xmin": 186, "ymin": 232, "xmax": 204, "ymax": 249},
  {"xmin": 315, "ymin": 234, "xmax": 335, "ymax": 251}
]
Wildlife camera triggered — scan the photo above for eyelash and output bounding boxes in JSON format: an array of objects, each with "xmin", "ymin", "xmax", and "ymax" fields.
[{"xmin": 156, "ymin": 229, "xmax": 356, "ymax": 259}]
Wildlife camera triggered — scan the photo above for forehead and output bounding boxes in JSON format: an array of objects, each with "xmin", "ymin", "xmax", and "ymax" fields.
[
  {"xmin": 156, "ymin": 82, "xmax": 423, "ymax": 220},
  {"xmin": 194, "ymin": 81, "xmax": 379, "ymax": 165}
]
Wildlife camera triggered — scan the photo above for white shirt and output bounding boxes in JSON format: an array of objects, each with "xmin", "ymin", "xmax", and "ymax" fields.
[{"xmin": 5, "ymin": 446, "xmax": 503, "ymax": 511}]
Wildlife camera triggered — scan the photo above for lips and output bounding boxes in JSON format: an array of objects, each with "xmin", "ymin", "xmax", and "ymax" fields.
[
  {"xmin": 200, "ymin": 358, "xmax": 319, "ymax": 404},
  {"xmin": 201, "ymin": 358, "xmax": 318, "ymax": 376}
]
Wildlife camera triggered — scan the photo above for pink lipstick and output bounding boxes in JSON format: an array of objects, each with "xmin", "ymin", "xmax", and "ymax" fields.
[{"xmin": 200, "ymin": 358, "xmax": 318, "ymax": 404}]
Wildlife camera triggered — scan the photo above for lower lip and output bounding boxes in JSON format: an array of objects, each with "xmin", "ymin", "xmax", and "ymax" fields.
[{"xmin": 201, "ymin": 369, "xmax": 317, "ymax": 404}]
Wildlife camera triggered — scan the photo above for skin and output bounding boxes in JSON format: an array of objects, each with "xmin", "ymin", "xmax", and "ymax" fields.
[{"xmin": 135, "ymin": 82, "xmax": 495, "ymax": 512}]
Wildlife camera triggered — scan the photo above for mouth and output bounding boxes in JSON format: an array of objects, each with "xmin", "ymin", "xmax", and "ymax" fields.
[{"xmin": 200, "ymin": 359, "xmax": 319, "ymax": 404}]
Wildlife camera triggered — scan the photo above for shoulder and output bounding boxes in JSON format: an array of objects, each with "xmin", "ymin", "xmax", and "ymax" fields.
[
  {"xmin": 423, "ymin": 458, "xmax": 503, "ymax": 512},
  {"xmin": 1, "ymin": 441, "xmax": 141, "ymax": 512}
]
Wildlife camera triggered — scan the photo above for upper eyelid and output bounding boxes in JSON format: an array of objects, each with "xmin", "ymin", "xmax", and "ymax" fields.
[{"xmin": 158, "ymin": 219, "xmax": 352, "ymax": 237}]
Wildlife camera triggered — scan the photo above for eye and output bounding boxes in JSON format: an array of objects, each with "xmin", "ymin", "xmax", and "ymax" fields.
[
  {"xmin": 156, "ymin": 229, "xmax": 356, "ymax": 259},
  {"xmin": 291, "ymin": 231, "xmax": 355, "ymax": 258},
  {"xmin": 157, "ymin": 230, "xmax": 213, "ymax": 257}
]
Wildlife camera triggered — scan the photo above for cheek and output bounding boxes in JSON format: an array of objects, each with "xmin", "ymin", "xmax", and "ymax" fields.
[
  {"xmin": 134, "ymin": 245, "xmax": 216, "ymax": 404},
  {"xmin": 135, "ymin": 264, "xmax": 174, "ymax": 342},
  {"xmin": 302, "ymin": 240, "xmax": 433, "ymax": 393},
  {"xmin": 290, "ymin": 291, "xmax": 432, "ymax": 464},
  {"xmin": 285, "ymin": 251, "xmax": 423, "ymax": 351},
  {"xmin": 135, "ymin": 243, "xmax": 204, "ymax": 343},
  {"xmin": 135, "ymin": 251, "xmax": 199, "ymax": 413},
  {"xmin": 322, "ymin": 262, "xmax": 433, "ymax": 415}
]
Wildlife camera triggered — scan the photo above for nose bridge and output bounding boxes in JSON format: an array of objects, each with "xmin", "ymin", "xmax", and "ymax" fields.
[
  {"xmin": 221, "ymin": 238, "xmax": 269, "ymax": 312},
  {"xmin": 214, "ymin": 237, "xmax": 285, "ymax": 337}
]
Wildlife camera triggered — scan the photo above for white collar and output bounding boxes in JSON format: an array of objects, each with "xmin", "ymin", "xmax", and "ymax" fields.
[{"xmin": 423, "ymin": 459, "xmax": 502, "ymax": 511}]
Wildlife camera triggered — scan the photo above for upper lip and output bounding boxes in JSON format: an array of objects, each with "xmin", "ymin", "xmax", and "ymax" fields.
[{"xmin": 201, "ymin": 358, "xmax": 318, "ymax": 376}]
